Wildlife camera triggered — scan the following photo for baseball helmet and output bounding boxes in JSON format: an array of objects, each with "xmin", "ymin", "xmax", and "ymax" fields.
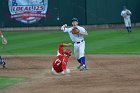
[
  {"xmin": 64, "ymin": 49, "xmax": 72, "ymax": 56},
  {"xmin": 72, "ymin": 18, "xmax": 78, "ymax": 22}
]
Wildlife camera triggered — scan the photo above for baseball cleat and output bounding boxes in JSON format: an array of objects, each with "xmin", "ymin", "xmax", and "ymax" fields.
[
  {"xmin": 77, "ymin": 64, "xmax": 82, "ymax": 69},
  {"xmin": 79, "ymin": 65, "xmax": 87, "ymax": 71}
]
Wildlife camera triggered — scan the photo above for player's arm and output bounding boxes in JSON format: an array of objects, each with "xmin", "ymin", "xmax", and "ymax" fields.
[
  {"xmin": 127, "ymin": 10, "xmax": 132, "ymax": 15},
  {"xmin": 79, "ymin": 31, "xmax": 88, "ymax": 35},
  {"xmin": 61, "ymin": 24, "xmax": 71, "ymax": 32},
  {"xmin": 61, "ymin": 59, "xmax": 68, "ymax": 75},
  {"xmin": 121, "ymin": 12, "xmax": 123, "ymax": 16},
  {"xmin": 121, "ymin": 11, "xmax": 126, "ymax": 17},
  {"xmin": 63, "ymin": 43, "xmax": 73, "ymax": 47},
  {"xmin": 79, "ymin": 28, "xmax": 88, "ymax": 35},
  {"xmin": 61, "ymin": 24, "xmax": 67, "ymax": 30},
  {"xmin": 58, "ymin": 44, "xmax": 64, "ymax": 54},
  {"xmin": 58, "ymin": 43, "xmax": 72, "ymax": 54},
  {"xmin": 62, "ymin": 62, "xmax": 67, "ymax": 75}
]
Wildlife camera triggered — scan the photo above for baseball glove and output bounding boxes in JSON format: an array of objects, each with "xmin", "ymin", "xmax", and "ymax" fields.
[
  {"xmin": 2, "ymin": 37, "xmax": 7, "ymax": 45},
  {"xmin": 71, "ymin": 27, "xmax": 79, "ymax": 34}
]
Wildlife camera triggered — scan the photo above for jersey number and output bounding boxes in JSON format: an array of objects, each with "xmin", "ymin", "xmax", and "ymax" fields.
[{"xmin": 54, "ymin": 59, "xmax": 61, "ymax": 66}]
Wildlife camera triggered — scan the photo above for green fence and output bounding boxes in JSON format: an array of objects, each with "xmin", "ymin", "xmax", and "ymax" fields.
[
  {"xmin": 86, "ymin": 0, "xmax": 140, "ymax": 25},
  {"xmin": 0, "ymin": 0, "xmax": 139, "ymax": 27}
]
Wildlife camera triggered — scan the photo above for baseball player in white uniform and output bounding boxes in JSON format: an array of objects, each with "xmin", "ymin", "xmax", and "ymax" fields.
[
  {"xmin": 61, "ymin": 18, "xmax": 88, "ymax": 71},
  {"xmin": 121, "ymin": 6, "xmax": 132, "ymax": 33},
  {"xmin": 0, "ymin": 31, "xmax": 7, "ymax": 68}
]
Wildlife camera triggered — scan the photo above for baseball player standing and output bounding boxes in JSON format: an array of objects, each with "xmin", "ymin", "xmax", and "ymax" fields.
[
  {"xmin": 121, "ymin": 6, "xmax": 132, "ymax": 33},
  {"xmin": 61, "ymin": 18, "xmax": 88, "ymax": 71},
  {"xmin": 0, "ymin": 31, "xmax": 7, "ymax": 68}
]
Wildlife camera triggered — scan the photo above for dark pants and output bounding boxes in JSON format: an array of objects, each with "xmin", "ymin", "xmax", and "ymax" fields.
[{"xmin": 0, "ymin": 56, "xmax": 4, "ymax": 65}]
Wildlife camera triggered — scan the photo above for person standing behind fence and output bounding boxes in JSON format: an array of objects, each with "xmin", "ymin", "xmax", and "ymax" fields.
[{"xmin": 121, "ymin": 6, "xmax": 132, "ymax": 33}]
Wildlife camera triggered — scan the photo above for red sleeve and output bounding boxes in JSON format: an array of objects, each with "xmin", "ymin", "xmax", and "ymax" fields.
[
  {"xmin": 58, "ymin": 44, "xmax": 64, "ymax": 55},
  {"xmin": 61, "ymin": 57, "xmax": 67, "ymax": 70}
]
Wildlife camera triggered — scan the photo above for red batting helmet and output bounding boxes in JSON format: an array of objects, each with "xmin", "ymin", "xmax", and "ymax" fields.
[{"xmin": 64, "ymin": 49, "xmax": 72, "ymax": 56}]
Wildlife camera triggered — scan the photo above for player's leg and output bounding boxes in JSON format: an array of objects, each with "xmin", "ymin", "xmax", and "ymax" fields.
[
  {"xmin": 0, "ymin": 56, "xmax": 6, "ymax": 68},
  {"xmin": 124, "ymin": 19, "xmax": 128, "ymax": 32},
  {"xmin": 124, "ymin": 19, "xmax": 130, "ymax": 32},
  {"xmin": 51, "ymin": 67, "xmax": 59, "ymax": 75},
  {"xmin": 125, "ymin": 19, "xmax": 132, "ymax": 33},
  {"xmin": 74, "ymin": 43, "xmax": 83, "ymax": 69},
  {"xmin": 128, "ymin": 19, "xmax": 132, "ymax": 32},
  {"xmin": 78, "ymin": 41, "xmax": 87, "ymax": 71},
  {"xmin": 74, "ymin": 43, "xmax": 80, "ymax": 63}
]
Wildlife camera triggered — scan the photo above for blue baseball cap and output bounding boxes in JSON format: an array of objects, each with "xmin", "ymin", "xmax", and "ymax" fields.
[{"xmin": 72, "ymin": 18, "xmax": 78, "ymax": 22}]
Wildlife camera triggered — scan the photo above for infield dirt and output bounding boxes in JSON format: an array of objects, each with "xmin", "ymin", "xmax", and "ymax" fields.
[{"xmin": 0, "ymin": 55, "xmax": 140, "ymax": 93}]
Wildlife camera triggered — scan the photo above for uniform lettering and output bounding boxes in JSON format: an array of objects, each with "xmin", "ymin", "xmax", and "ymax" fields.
[{"xmin": 54, "ymin": 59, "xmax": 62, "ymax": 66}]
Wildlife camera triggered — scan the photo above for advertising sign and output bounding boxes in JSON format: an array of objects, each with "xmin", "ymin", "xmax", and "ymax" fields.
[{"xmin": 9, "ymin": 0, "xmax": 48, "ymax": 24}]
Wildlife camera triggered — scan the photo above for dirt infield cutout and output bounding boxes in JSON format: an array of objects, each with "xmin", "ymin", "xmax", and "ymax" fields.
[{"xmin": 0, "ymin": 55, "xmax": 140, "ymax": 93}]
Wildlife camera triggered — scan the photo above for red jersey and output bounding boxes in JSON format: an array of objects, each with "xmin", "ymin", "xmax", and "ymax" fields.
[{"xmin": 53, "ymin": 44, "xmax": 69, "ymax": 73}]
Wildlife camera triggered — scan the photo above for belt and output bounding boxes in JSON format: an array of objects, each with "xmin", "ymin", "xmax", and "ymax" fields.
[{"xmin": 74, "ymin": 40, "xmax": 84, "ymax": 44}]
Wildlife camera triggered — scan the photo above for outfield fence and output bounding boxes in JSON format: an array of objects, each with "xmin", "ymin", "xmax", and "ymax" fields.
[
  {"xmin": 0, "ymin": 23, "xmax": 140, "ymax": 32},
  {"xmin": 0, "ymin": 0, "xmax": 140, "ymax": 28}
]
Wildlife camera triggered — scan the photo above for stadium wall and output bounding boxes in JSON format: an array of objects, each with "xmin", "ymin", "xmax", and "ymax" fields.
[
  {"xmin": 86, "ymin": 0, "xmax": 140, "ymax": 24},
  {"xmin": 0, "ymin": 0, "xmax": 139, "ymax": 28}
]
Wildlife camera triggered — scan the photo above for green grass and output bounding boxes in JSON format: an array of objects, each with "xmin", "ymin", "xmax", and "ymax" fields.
[
  {"xmin": 0, "ymin": 28, "xmax": 140, "ymax": 54},
  {"xmin": 86, "ymin": 28, "xmax": 140, "ymax": 54},
  {"xmin": 0, "ymin": 76, "xmax": 28, "ymax": 89}
]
